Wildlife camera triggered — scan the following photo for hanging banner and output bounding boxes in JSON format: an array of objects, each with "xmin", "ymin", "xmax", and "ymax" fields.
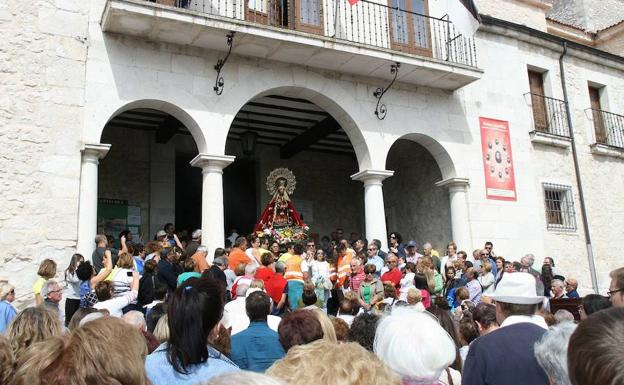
[{"xmin": 480, "ymin": 117, "xmax": 517, "ymax": 201}]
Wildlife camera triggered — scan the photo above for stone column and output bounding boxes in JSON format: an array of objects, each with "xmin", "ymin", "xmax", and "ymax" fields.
[
  {"xmin": 435, "ymin": 177, "xmax": 472, "ymax": 252},
  {"xmin": 351, "ymin": 169, "xmax": 394, "ymax": 251},
  {"xmin": 190, "ymin": 154, "xmax": 235, "ymax": 256},
  {"xmin": 77, "ymin": 143, "xmax": 111, "ymax": 257}
]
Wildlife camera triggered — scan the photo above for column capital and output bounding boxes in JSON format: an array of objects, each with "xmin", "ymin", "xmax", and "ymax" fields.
[
  {"xmin": 81, "ymin": 143, "xmax": 111, "ymax": 159},
  {"xmin": 435, "ymin": 177, "xmax": 470, "ymax": 191},
  {"xmin": 350, "ymin": 169, "xmax": 394, "ymax": 186},
  {"xmin": 190, "ymin": 153, "xmax": 236, "ymax": 173}
]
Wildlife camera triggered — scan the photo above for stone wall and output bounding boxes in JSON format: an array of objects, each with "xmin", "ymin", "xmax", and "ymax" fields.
[
  {"xmin": 0, "ymin": 1, "xmax": 89, "ymax": 306},
  {"xmin": 476, "ymin": 0, "xmax": 551, "ymax": 31},
  {"xmin": 384, "ymin": 139, "xmax": 452, "ymax": 251}
]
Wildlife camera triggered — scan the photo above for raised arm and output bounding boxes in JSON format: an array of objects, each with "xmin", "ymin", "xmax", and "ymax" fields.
[
  {"xmin": 173, "ymin": 234, "xmax": 184, "ymax": 250},
  {"xmin": 91, "ymin": 250, "xmax": 113, "ymax": 287},
  {"xmin": 120, "ymin": 235, "xmax": 128, "ymax": 254}
]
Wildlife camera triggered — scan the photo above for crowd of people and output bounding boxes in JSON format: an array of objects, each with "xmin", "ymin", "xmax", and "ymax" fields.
[{"xmin": 0, "ymin": 224, "xmax": 622, "ymax": 385}]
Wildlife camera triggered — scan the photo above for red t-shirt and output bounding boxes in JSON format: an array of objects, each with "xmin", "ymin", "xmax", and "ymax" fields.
[
  {"xmin": 255, "ymin": 267, "xmax": 274, "ymax": 285},
  {"xmin": 381, "ymin": 268, "xmax": 402, "ymax": 295},
  {"xmin": 265, "ymin": 273, "xmax": 287, "ymax": 304}
]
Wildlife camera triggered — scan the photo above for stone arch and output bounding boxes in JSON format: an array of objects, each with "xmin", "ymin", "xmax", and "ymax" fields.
[
  {"xmin": 98, "ymin": 99, "xmax": 207, "ymax": 152},
  {"xmin": 219, "ymin": 83, "xmax": 372, "ymax": 170},
  {"xmin": 386, "ymin": 133, "xmax": 457, "ymax": 180},
  {"xmin": 383, "ymin": 133, "xmax": 457, "ymax": 248}
]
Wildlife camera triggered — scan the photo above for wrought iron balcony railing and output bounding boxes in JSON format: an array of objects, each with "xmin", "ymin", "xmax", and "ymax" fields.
[
  {"xmin": 587, "ymin": 108, "xmax": 624, "ymax": 150},
  {"xmin": 150, "ymin": 0, "xmax": 478, "ymax": 67},
  {"xmin": 525, "ymin": 93, "xmax": 570, "ymax": 138}
]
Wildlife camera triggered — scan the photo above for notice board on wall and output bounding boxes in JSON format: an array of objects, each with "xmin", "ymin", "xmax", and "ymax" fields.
[
  {"xmin": 480, "ymin": 117, "xmax": 517, "ymax": 201},
  {"xmin": 97, "ymin": 199, "xmax": 142, "ymax": 242}
]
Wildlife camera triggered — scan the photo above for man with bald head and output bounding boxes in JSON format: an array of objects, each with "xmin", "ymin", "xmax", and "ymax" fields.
[{"xmin": 565, "ymin": 278, "xmax": 579, "ymax": 298}]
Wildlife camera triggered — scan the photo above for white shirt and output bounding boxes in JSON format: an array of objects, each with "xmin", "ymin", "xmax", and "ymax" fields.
[
  {"xmin": 311, "ymin": 260, "xmax": 330, "ymax": 281},
  {"xmin": 500, "ymin": 314, "xmax": 548, "ymax": 330},
  {"xmin": 399, "ymin": 272, "xmax": 415, "ymax": 301},
  {"xmin": 337, "ymin": 314, "xmax": 355, "ymax": 327},
  {"xmin": 222, "ymin": 297, "xmax": 281, "ymax": 334},
  {"xmin": 93, "ymin": 290, "xmax": 138, "ymax": 317},
  {"xmin": 478, "ymin": 272, "xmax": 496, "ymax": 294},
  {"xmin": 440, "ymin": 255, "xmax": 458, "ymax": 279}
]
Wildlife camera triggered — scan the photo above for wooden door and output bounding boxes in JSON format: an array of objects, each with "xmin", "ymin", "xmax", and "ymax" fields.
[
  {"xmin": 589, "ymin": 86, "xmax": 606, "ymax": 143},
  {"xmin": 293, "ymin": 0, "xmax": 323, "ymax": 34},
  {"xmin": 528, "ymin": 70, "xmax": 548, "ymax": 132},
  {"xmin": 389, "ymin": 0, "xmax": 432, "ymax": 56},
  {"xmin": 246, "ymin": 0, "xmax": 283, "ymax": 26}
]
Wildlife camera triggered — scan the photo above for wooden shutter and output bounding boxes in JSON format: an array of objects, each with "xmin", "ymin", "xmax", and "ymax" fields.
[
  {"xmin": 589, "ymin": 86, "xmax": 606, "ymax": 143},
  {"xmin": 528, "ymin": 70, "xmax": 548, "ymax": 132}
]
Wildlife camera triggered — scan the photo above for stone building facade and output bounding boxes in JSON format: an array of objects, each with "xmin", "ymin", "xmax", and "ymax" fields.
[{"xmin": 1, "ymin": 0, "xmax": 622, "ymax": 305}]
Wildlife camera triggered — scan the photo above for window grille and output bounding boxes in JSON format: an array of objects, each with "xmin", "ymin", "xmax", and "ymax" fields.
[{"xmin": 542, "ymin": 183, "xmax": 577, "ymax": 231}]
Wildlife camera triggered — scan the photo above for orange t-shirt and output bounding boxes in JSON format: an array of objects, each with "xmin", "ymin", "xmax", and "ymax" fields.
[
  {"xmin": 191, "ymin": 252, "xmax": 209, "ymax": 273},
  {"xmin": 228, "ymin": 248, "xmax": 251, "ymax": 271}
]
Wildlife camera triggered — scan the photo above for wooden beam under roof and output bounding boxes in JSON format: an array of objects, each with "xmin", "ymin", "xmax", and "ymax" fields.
[
  {"xmin": 155, "ymin": 115, "xmax": 183, "ymax": 144},
  {"xmin": 280, "ymin": 116, "xmax": 342, "ymax": 159}
]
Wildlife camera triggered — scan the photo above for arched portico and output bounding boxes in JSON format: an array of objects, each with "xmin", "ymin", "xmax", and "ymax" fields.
[
  {"xmin": 77, "ymin": 99, "xmax": 206, "ymax": 257},
  {"xmin": 384, "ymin": 134, "xmax": 473, "ymax": 252}
]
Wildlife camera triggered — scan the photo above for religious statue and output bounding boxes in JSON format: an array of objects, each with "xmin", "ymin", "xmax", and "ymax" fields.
[{"xmin": 254, "ymin": 168, "xmax": 308, "ymax": 244}]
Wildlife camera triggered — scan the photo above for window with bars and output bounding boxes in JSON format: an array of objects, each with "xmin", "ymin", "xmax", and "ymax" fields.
[{"xmin": 542, "ymin": 183, "xmax": 577, "ymax": 231}]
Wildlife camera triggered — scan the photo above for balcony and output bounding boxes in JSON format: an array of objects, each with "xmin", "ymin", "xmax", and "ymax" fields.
[
  {"xmin": 588, "ymin": 108, "xmax": 624, "ymax": 158},
  {"xmin": 525, "ymin": 93, "xmax": 571, "ymax": 148},
  {"xmin": 101, "ymin": 0, "xmax": 482, "ymax": 90}
]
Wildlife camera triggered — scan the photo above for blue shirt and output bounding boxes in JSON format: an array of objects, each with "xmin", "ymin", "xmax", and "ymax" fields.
[
  {"xmin": 567, "ymin": 289, "xmax": 580, "ymax": 298},
  {"xmin": 230, "ymin": 321, "xmax": 285, "ymax": 372},
  {"xmin": 0, "ymin": 300, "xmax": 17, "ymax": 334},
  {"xmin": 145, "ymin": 343, "xmax": 239, "ymax": 385},
  {"xmin": 367, "ymin": 255, "xmax": 385, "ymax": 277}
]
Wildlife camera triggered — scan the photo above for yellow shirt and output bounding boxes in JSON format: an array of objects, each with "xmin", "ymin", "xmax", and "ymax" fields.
[
  {"xmin": 33, "ymin": 277, "xmax": 46, "ymax": 295},
  {"xmin": 278, "ymin": 252, "xmax": 294, "ymax": 263}
]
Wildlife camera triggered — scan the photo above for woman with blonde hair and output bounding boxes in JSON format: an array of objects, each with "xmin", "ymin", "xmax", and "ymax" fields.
[
  {"xmin": 153, "ymin": 314, "xmax": 169, "ymax": 343},
  {"xmin": 207, "ymin": 371, "xmax": 290, "ymax": 385},
  {"xmin": 0, "ymin": 336, "xmax": 13, "ymax": 385},
  {"xmin": 0, "ymin": 281, "xmax": 17, "ymax": 333},
  {"xmin": 111, "ymin": 251, "xmax": 136, "ymax": 296},
  {"xmin": 12, "ymin": 316, "xmax": 150, "ymax": 385},
  {"xmin": 310, "ymin": 308, "xmax": 337, "ymax": 343},
  {"xmin": 477, "ymin": 262, "xmax": 496, "ymax": 295},
  {"xmin": 33, "ymin": 259, "xmax": 57, "ymax": 305},
  {"xmin": 6, "ymin": 307, "xmax": 62, "ymax": 361},
  {"xmin": 267, "ymin": 340, "xmax": 401, "ymax": 385}
]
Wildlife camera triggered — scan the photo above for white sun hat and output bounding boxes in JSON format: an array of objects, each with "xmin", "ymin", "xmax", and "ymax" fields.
[{"xmin": 489, "ymin": 272, "xmax": 544, "ymax": 304}]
